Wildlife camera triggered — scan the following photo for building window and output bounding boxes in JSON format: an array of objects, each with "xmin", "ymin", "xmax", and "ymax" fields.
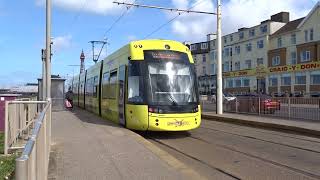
[
  {"xmin": 224, "ymin": 37, "xmax": 227, "ymax": 44},
  {"xmin": 243, "ymin": 79, "xmax": 250, "ymax": 87},
  {"xmin": 310, "ymin": 28, "xmax": 314, "ymax": 41},
  {"xmin": 246, "ymin": 43, "xmax": 252, "ymax": 52},
  {"xmin": 245, "ymin": 60, "xmax": 252, "ymax": 69},
  {"xmin": 235, "ymin": 46, "xmax": 240, "ymax": 54},
  {"xmin": 249, "ymin": 29, "xmax": 255, "ymax": 37},
  {"xmin": 291, "ymin": 51, "xmax": 297, "ymax": 65},
  {"xmin": 235, "ymin": 79, "xmax": 242, "ymax": 87},
  {"xmin": 295, "ymin": 72, "xmax": 306, "ymax": 85},
  {"xmin": 269, "ymin": 75, "xmax": 278, "ymax": 86},
  {"xmin": 260, "ymin": 25, "xmax": 267, "ymax": 34},
  {"xmin": 239, "ymin": 32, "xmax": 244, "ymax": 40},
  {"xmin": 223, "ymin": 62, "xmax": 230, "ymax": 72},
  {"xmin": 230, "ymin": 35, "xmax": 233, "ymax": 42},
  {"xmin": 281, "ymin": 74, "xmax": 291, "ymax": 86},
  {"xmin": 291, "ymin": 33, "xmax": 296, "ymax": 44},
  {"xmin": 210, "ymin": 51, "xmax": 216, "ymax": 63},
  {"xmin": 190, "ymin": 44, "xmax": 197, "ymax": 51},
  {"xmin": 202, "ymin": 54, "xmax": 206, "ymax": 62},
  {"xmin": 304, "ymin": 30, "xmax": 308, "ymax": 42},
  {"xmin": 234, "ymin": 62, "xmax": 240, "ymax": 70},
  {"xmin": 272, "ymin": 56, "xmax": 280, "ymax": 66},
  {"xmin": 210, "ymin": 64, "xmax": 216, "ymax": 75},
  {"xmin": 257, "ymin": 40, "xmax": 264, "ymax": 49},
  {"xmin": 202, "ymin": 66, "xmax": 206, "ymax": 75},
  {"xmin": 257, "ymin": 58, "xmax": 264, "ymax": 66},
  {"xmin": 277, "ymin": 37, "xmax": 282, "ymax": 48},
  {"xmin": 227, "ymin": 79, "xmax": 233, "ymax": 88},
  {"xmin": 311, "ymin": 71, "xmax": 320, "ymax": 85},
  {"xmin": 201, "ymin": 43, "xmax": 208, "ymax": 49},
  {"xmin": 224, "ymin": 48, "xmax": 230, "ymax": 57},
  {"xmin": 300, "ymin": 51, "xmax": 311, "ymax": 62}
]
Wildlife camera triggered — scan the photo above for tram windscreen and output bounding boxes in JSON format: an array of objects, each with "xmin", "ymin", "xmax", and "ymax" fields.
[{"xmin": 147, "ymin": 61, "xmax": 198, "ymax": 106}]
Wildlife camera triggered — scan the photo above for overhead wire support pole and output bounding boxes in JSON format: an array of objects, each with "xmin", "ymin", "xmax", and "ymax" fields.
[
  {"xmin": 46, "ymin": 0, "xmax": 51, "ymax": 103},
  {"xmin": 113, "ymin": 1, "xmax": 217, "ymax": 15},
  {"xmin": 216, "ymin": 0, "xmax": 223, "ymax": 114},
  {"xmin": 89, "ymin": 40, "xmax": 108, "ymax": 63}
]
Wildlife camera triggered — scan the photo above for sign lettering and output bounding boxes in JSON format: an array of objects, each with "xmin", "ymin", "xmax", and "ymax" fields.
[{"xmin": 223, "ymin": 61, "xmax": 320, "ymax": 78}]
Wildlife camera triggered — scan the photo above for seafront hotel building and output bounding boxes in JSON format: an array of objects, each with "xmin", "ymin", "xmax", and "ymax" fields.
[{"xmin": 190, "ymin": 2, "xmax": 320, "ymax": 96}]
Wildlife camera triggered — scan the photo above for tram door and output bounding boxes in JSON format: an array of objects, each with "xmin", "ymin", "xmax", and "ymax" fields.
[{"xmin": 118, "ymin": 65, "xmax": 126, "ymax": 126}]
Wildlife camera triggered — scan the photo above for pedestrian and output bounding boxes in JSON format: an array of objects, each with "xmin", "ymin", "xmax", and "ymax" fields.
[{"xmin": 65, "ymin": 87, "xmax": 74, "ymax": 109}]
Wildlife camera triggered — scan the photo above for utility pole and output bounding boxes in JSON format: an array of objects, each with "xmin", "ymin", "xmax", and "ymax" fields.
[
  {"xmin": 46, "ymin": 0, "xmax": 51, "ymax": 101},
  {"xmin": 113, "ymin": 1, "xmax": 223, "ymax": 114},
  {"xmin": 89, "ymin": 40, "xmax": 108, "ymax": 63},
  {"xmin": 216, "ymin": 0, "xmax": 223, "ymax": 114},
  {"xmin": 41, "ymin": 49, "xmax": 46, "ymax": 101}
]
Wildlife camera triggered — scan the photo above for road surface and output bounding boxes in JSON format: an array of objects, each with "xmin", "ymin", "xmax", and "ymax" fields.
[{"xmin": 143, "ymin": 119, "xmax": 320, "ymax": 180}]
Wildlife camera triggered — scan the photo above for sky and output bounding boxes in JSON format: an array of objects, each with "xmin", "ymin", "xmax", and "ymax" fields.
[{"xmin": 0, "ymin": 0, "xmax": 318, "ymax": 88}]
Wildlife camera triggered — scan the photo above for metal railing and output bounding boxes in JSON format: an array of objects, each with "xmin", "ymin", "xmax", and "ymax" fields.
[
  {"xmin": 4, "ymin": 100, "xmax": 46, "ymax": 155},
  {"xmin": 201, "ymin": 96, "xmax": 320, "ymax": 121},
  {"xmin": 15, "ymin": 100, "xmax": 52, "ymax": 180}
]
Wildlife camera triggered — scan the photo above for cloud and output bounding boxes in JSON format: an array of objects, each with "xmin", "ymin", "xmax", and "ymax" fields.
[
  {"xmin": 35, "ymin": 0, "xmax": 128, "ymax": 15},
  {"xmin": 52, "ymin": 35, "xmax": 72, "ymax": 52},
  {"xmin": 170, "ymin": 0, "xmax": 317, "ymax": 42}
]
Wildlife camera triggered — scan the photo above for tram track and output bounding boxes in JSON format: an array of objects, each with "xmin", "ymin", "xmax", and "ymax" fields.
[
  {"xmin": 187, "ymin": 135, "xmax": 320, "ymax": 180},
  {"xmin": 202, "ymin": 120, "xmax": 320, "ymax": 143},
  {"xmin": 143, "ymin": 120, "xmax": 320, "ymax": 180},
  {"xmin": 199, "ymin": 126, "xmax": 320, "ymax": 154},
  {"xmin": 147, "ymin": 137, "xmax": 242, "ymax": 180}
]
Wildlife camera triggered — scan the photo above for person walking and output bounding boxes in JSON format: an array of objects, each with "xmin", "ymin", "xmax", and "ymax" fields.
[{"xmin": 65, "ymin": 88, "xmax": 74, "ymax": 109}]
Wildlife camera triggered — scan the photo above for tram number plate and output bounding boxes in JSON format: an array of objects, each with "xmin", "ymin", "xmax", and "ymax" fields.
[{"xmin": 167, "ymin": 120, "xmax": 189, "ymax": 127}]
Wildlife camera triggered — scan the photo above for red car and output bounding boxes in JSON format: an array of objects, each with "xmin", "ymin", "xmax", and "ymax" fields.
[{"xmin": 236, "ymin": 94, "xmax": 280, "ymax": 114}]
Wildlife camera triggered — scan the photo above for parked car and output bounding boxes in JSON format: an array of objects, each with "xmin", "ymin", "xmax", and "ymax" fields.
[
  {"xmin": 211, "ymin": 93, "xmax": 236, "ymax": 103},
  {"xmin": 235, "ymin": 94, "xmax": 280, "ymax": 114}
]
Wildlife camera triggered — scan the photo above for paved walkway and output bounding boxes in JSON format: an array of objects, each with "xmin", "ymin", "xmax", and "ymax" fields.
[
  {"xmin": 202, "ymin": 112, "xmax": 320, "ymax": 137},
  {"xmin": 48, "ymin": 109, "xmax": 196, "ymax": 180}
]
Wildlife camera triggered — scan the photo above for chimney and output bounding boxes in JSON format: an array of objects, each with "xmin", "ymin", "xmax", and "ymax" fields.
[{"xmin": 271, "ymin": 12, "xmax": 289, "ymax": 23}]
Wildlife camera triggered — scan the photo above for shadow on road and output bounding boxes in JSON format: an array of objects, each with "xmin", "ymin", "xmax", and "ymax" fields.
[{"xmin": 137, "ymin": 130, "xmax": 192, "ymax": 140}]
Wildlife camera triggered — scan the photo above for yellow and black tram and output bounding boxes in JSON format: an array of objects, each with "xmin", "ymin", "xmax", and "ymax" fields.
[{"xmin": 71, "ymin": 39, "xmax": 201, "ymax": 131}]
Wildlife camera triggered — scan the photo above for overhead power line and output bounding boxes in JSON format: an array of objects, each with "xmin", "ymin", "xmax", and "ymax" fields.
[
  {"xmin": 103, "ymin": 0, "xmax": 139, "ymax": 37},
  {"xmin": 143, "ymin": 0, "xmax": 207, "ymax": 39},
  {"xmin": 113, "ymin": 1, "xmax": 216, "ymax": 15}
]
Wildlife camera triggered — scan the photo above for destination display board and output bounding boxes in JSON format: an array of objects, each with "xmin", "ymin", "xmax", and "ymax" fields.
[{"xmin": 144, "ymin": 50, "xmax": 188, "ymax": 62}]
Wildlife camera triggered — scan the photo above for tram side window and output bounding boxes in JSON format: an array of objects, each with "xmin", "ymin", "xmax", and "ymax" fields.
[
  {"xmin": 128, "ymin": 61, "xmax": 144, "ymax": 103},
  {"xmin": 109, "ymin": 71, "xmax": 117, "ymax": 99},
  {"xmin": 93, "ymin": 76, "xmax": 98, "ymax": 97},
  {"xmin": 102, "ymin": 72, "xmax": 110, "ymax": 99},
  {"xmin": 86, "ymin": 78, "xmax": 93, "ymax": 96}
]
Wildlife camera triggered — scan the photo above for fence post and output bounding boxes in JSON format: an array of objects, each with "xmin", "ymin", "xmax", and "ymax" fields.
[
  {"xmin": 16, "ymin": 157, "xmax": 28, "ymax": 180},
  {"xmin": 4, "ymin": 101, "xmax": 9, "ymax": 155},
  {"xmin": 258, "ymin": 97, "xmax": 261, "ymax": 115},
  {"xmin": 235, "ymin": 98, "xmax": 238, "ymax": 113},
  {"xmin": 288, "ymin": 97, "xmax": 291, "ymax": 119}
]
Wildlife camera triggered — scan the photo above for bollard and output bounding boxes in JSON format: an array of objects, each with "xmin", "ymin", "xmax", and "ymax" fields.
[{"xmin": 16, "ymin": 156, "xmax": 28, "ymax": 180}]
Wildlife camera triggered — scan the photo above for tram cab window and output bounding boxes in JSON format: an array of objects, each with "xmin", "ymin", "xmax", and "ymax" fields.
[{"xmin": 128, "ymin": 61, "xmax": 144, "ymax": 103}]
